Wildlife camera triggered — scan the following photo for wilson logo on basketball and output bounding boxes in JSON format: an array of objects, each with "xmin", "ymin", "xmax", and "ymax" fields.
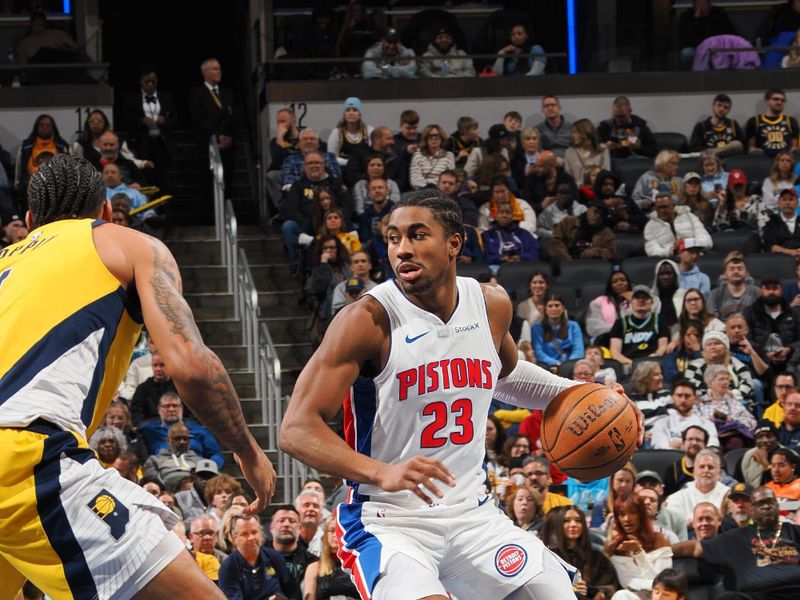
[
  {"xmin": 494, "ymin": 544, "xmax": 527, "ymax": 577},
  {"xmin": 566, "ymin": 396, "xmax": 620, "ymax": 437}
]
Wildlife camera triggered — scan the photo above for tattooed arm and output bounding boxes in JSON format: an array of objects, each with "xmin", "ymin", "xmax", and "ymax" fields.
[{"xmin": 96, "ymin": 225, "xmax": 276, "ymax": 511}]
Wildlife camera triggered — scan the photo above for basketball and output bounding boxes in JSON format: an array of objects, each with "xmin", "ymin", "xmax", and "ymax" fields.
[{"xmin": 541, "ymin": 383, "xmax": 638, "ymax": 482}]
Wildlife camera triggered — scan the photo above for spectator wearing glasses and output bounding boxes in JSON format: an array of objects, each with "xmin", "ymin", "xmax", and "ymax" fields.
[
  {"xmin": 664, "ymin": 425, "xmax": 710, "ymax": 495},
  {"xmin": 409, "ymin": 124, "xmax": 455, "ymax": 189},
  {"xmin": 762, "ymin": 188, "xmax": 800, "ymax": 258},
  {"xmin": 142, "ymin": 421, "xmax": 204, "ymax": 491},
  {"xmin": 745, "ymin": 88, "xmax": 799, "ymax": 157},
  {"xmin": 632, "ymin": 150, "xmax": 683, "ymax": 211},
  {"xmin": 521, "ymin": 455, "xmax": 572, "ymax": 514},
  {"xmin": 779, "ymin": 392, "xmax": 800, "ymax": 453},
  {"xmin": 219, "ymin": 514, "xmax": 300, "ymax": 600},
  {"xmin": 189, "ymin": 514, "xmax": 228, "ymax": 565},
  {"xmin": 536, "ymin": 96, "xmax": 572, "ymax": 159},
  {"xmin": 763, "ymin": 372, "xmax": 797, "ymax": 428},
  {"xmin": 644, "ymin": 185, "xmax": 711, "ymax": 258}
]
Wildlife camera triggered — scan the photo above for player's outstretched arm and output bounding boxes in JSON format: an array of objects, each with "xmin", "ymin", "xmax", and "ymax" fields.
[
  {"xmin": 280, "ymin": 297, "xmax": 454, "ymax": 503},
  {"xmin": 128, "ymin": 233, "xmax": 276, "ymax": 512}
]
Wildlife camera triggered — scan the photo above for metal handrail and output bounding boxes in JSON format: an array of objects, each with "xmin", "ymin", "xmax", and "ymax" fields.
[{"xmin": 209, "ymin": 135, "xmax": 225, "ymax": 242}]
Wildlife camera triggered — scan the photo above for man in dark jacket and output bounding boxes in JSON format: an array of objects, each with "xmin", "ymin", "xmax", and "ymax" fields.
[
  {"xmin": 343, "ymin": 126, "xmax": 406, "ymax": 190},
  {"xmin": 596, "ymin": 97, "xmax": 657, "ymax": 159},
  {"xmin": 522, "ymin": 150, "xmax": 575, "ymax": 213},
  {"xmin": 592, "ymin": 169, "xmax": 646, "ymax": 233},
  {"xmin": 130, "ymin": 353, "xmax": 178, "ymax": 425},
  {"xmin": 678, "ymin": 1, "xmax": 737, "ymax": 68},
  {"xmin": 744, "ymin": 273, "xmax": 800, "ymax": 371},
  {"xmin": 762, "ymin": 188, "xmax": 800, "ymax": 256}
]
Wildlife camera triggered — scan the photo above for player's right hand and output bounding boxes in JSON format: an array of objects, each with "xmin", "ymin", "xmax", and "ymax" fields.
[
  {"xmin": 234, "ymin": 446, "xmax": 277, "ymax": 514},
  {"xmin": 376, "ymin": 456, "xmax": 456, "ymax": 504}
]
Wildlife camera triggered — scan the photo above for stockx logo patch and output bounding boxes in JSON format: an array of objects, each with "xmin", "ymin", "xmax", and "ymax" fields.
[{"xmin": 87, "ymin": 489, "xmax": 129, "ymax": 540}]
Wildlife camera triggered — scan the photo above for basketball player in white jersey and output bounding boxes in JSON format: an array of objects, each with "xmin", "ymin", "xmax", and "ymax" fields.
[{"xmin": 281, "ymin": 189, "xmax": 643, "ymax": 600}]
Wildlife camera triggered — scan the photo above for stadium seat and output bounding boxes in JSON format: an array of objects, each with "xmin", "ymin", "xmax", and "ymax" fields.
[
  {"xmin": 673, "ymin": 557, "xmax": 724, "ymax": 600},
  {"xmin": 710, "ymin": 230, "xmax": 761, "ymax": 256},
  {"xmin": 724, "ymin": 154, "xmax": 773, "ymax": 185},
  {"xmin": 579, "ymin": 282, "xmax": 606, "ymax": 311},
  {"xmin": 456, "ymin": 262, "xmax": 491, "ymax": 281},
  {"xmin": 621, "ymin": 256, "xmax": 662, "ymax": 286},
  {"xmin": 745, "ymin": 253, "xmax": 796, "ymax": 281},
  {"xmin": 496, "ymin": 261, "xmax": 552, "ymax": 294},
  {"xmin": 550, "ymin": 283, "xmax": 580, "ymax": 316},
  {"xmin": 558, "ymin": 359, "xmax": 579, "ymax": 378},
  {"xmin": 697, "ymin": 252, "xmax": 724, "ymax": 288},
  {"xmin": 614, "ymin": 232, "xmax": 646, "ymax": 261},
  {"xmin": 471, "ymin": 9, "xmax": 533, "ymax": 71},
  {"xmin": 653, "ymin": 132, "xmax": 688, "ymax": 153},
  {"xmin": 630, "ymin": 449, "xmax": 683, "ymax": 483},
  {"xmin": 557, "ymin": 259, "xmax": 613, "ymax": 287},
  {"xmin": 612, "ymin": 157, "xmax": 652, "ymax": 198},
  {"xmin": 724, "ymin": 447, "xmax": 748, "ymax": 477},
  {"xmin": 400, "ymin": 9, "xmax": 468, "ymax": 57}
]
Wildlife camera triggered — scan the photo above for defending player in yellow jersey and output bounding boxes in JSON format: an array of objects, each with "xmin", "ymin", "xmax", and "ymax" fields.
[{"xmin": 0, "ymin": 154, "xmax": 276, "ymax": 600}]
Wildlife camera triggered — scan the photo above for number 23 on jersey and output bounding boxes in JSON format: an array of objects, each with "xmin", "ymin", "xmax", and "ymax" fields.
[{"xmin": 420, "ymin": 398, "xmax": 474, "ymax": 448}]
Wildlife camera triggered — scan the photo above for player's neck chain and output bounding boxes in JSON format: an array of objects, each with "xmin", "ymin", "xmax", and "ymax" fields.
[{"xmin": 755, "ymin": 522, "xmax": 783, "ymax": 567}]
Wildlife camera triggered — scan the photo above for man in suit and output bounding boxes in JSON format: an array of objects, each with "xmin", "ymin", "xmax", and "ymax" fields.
[
  {"xmin": 121, "ymin": 66, "xmax": 177, "ymax": 191},
  {"xmin": 188, "ymin": 58, "xmax": 235, "ymax": 190},
  {"xmin": 763, "ymin": 188, "xmax": 800, "ymax": 257}
]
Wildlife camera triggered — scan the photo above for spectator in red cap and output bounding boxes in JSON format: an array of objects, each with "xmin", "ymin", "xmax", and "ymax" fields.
[
  {"xmin": 713, "ymin": 168, "xmax": 770, "ymax": 233},
  {"xmin": 762, "ymin": 187, "xmax": 800, "ymax": 257}
]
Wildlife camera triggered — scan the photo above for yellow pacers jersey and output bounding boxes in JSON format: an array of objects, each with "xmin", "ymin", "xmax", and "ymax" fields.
[{"xmin": 0, "ymin": 218, "xmax": 142, "ymax": 438}]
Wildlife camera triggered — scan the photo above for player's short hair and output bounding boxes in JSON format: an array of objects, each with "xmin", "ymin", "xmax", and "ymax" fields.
[
  {"xmin": 713, "ymin": 93, "xmax": 732, "ymax": 105},
  {"xmin": 682, "ymin": 425, "xmax": 709, "ymax": 444},
  {"xmin": 28, "ymin": 154, "xmax": 105, "ymax": 229},
  {"xmin": 392, "ymin": 189, "xmax": 463, "ymax": 238},
  {"xmin": 653, "ymin": 568, "xmax": 688, "ymax": 597}
]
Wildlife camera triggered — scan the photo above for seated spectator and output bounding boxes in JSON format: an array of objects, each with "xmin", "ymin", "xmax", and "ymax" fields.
[
  {"xmin": 269, "ymin": 505, "xmax": 319, "ymax": 590},
  {"xmin": 302, "ymin": 516, "xmax": 359, "ymax": 599},
  {"xmin": 394, "ymin": 109, "xmax": 421, "ymax": 170},
  {"xmin": 535, "ymin": 96, "xmax": 572, "ymax": 159},
  {"xmin": 189, "ymin": 514, "xmax": 228, "ymax": 566},
  {"xmin": 563, "ymin": 118, "xmax": 610, "ymax": 185},
  {"xmin": 15, "ymin": 10, "xmax": 78, "ymax": 65},
  {"xmin": 677, "ymin": 288, "xmax": 724, "ymax": 340},
  {"xmin": 96, "ymin": 131, "xmax": 147, "ymax": 186},
  {"xmin": 541, "ymin": 505, "xmax": 620, "ymax": 598},
  {"xmin": 504, "ymin": 484, "xmax": 544, "ymax": 532},
  {"xmin": 102, "ymin": 164, "xmax": 152, "ymax": 219},
  {"xmin": 650, "ymin": 259, "xmax": 683, "ymax": 335},
  {"xmin": 481, "ymin": 198, "xmax": 539, "ymax": 265},
  {"xmin": 609, "ymin": 285, "xmax": 669, "ymax": 370},
  {"xmin": 410, "ymin": 124, "xmax": 455, "ymax": 189},
  {"xmin": 689, "ymin": 94, "xmax": 745, "ymax": 157},
  {"xmin": 362, "ymin": 27, "xmax": 417, "ymax": 80},
  {"xmin": 357, "ymin": 179, "xmax": 394, "ymax": 245},
  {"xmin": 671, "ymin": 486, "xmax": 800, "ymax": 598},
  {"xmin": 585, "ymin": 345, "xmax": 619, "ymax": 385},
  {"xmin": 782, "ymin": 259, "xmax": 800, "ymax": 304},
  {"xmin": 763, "ymin": 372, "xmax": 797, "ymax": 428},
  {"xmin": 690, "ymin": 502, "xmax": 723, "ymax": 543},
  {"xmin": 664, "ymin": 425, "xmax": 711, "ymax": 495},
  {"xmin": 763, "ymin": 150, "xmax": 799, "ymax": 211},
  {"xmin": 698, "ymin": 151, "xmax": 729, "ymax": 204},
  {"xmin": 331, "ymin": 252, "xmax": 375, "ymax": 314},
  {"xmin": 327, "ymin": 97, "xmax": 373, "ymax": 167},
  {"xmin": 592, "ymin": 170, "xmax": 646, "ymax": 234},
  {"xmin": 516, "ymin": 271, "xmax": 550, "ymax": 325},
  {"xmin": 336, "ymin": 0, "xmax": 380, "ymax": 69},
  {"xmin": 286, "ymin": 6, "xmax": 337, "ymax": 80},
  {"xmin": 678, "ymin": 1, "xmax": 737, "ymax": 68},
  {"xmin": 719, "ymin": 482, "xmax": 754, "ymax": 532},
  {"xmin": 175, "ymin": 460, "xmax": 220, "ymax": 525},
  {"xmin": 485, "ymin": 413, "xmax": 506, "ymax": 471},
  {"xmin": 664, "ymin": 449, "xmax": 730, "ymax": 524},
  {"xmin": 596, "ymin": 96, "xmax": 657, "ymax": 160},
  {"xmin": 549, "ymin": 200, "xmax": 616, "ymax": 265},
  {"xmin": 590, "ymin": 462, "xmax": 637, "ymax": 529},
  {"xmin": 142, "ymin": 421, "xmax": 203, "ymax": 490},
  {"xmin": 510, "ymin": 127, "xmax": 542, "ymax": 190},
  {"xmin": 523, "ymin": 150, "xmax": 575, "ymax": 213},
  {"xmin": 740, "ymin": 420, "xmax": 783, "ymax": 488},
  {"xmin": 644, "ymin": 186, "xmax": 712, "ymax": 257},
  {"xmin": 281, "ymin": 129, "xmax": 342, "ymax": 191},
  {"xmin": 418, "ymin": 26, "xmax": 475, "ymax": 79},
  {"xmin": 632, "ymin": 150, "xmax": 683, "ymax": 211},
  {"xmin": 651, "ymin": 380, "xmax": 720, "ymax": 450},
  {"xmin": 779, "ymin": 392, "xmax": 800, "ymax": 452},
  {"xmin": 763, "ymin": 187, "xmax": 800, "ymax": 256},
  {"xmin": 445, "ymin": 116, "xmax": 482, "ymax": 170},
  {"xmin": 604, "ymin": 492, "xmax": 673, "ymax": 597},
  {"xmin": 0, "ymin": 209, "xmax": 26, "ymax": 249},
  {"xmin": 205, "ymin": 474, "xmax": 244, "ymax": 525},
  {"xmin": 662, "ymin": 320, "xmax": 704, "ymax": 382},
  {"xmin": 493, "ymin": 22, "xmax": 546, "ymax": 76},
  {"xmin": 344, "ymin": 126, "xmax": 405, "ymax": 191},
  {"xmin": 307, "ymin": 234, "xmax": 351, "ymax": 343},
  {"xmin": 532, "ymin": 294, "xmax": 583, "ymax": 368},
  {"xmin": 678, "ymin": 172, "xmax": 713, "ymax": 227},
  {"xmin": 218, "ymin": 514, "xmax": 299, "ymax": 600},
  {"xmin": 499, "ymin": 110, "xmax": 523, "ymax": 155},
  {"xmin": 315, "ymin": 208, "xmax": 360, "ymax": 255},
  {"xmin": 139, "ymin": 392, "xmax": 223, "ymax": 467},
  {"xmin": 521, "ymin": 455, "xmax": 572, "ymax": 514},
  {"xmin": 745, "ymin": 88, "xmax": 798, "ymax": 157},
  {"xmin": 766, "ymin": 447, "xmax": 800, "ymax": 500},
  {"xmin": 463, "ymin": 124, "xmax": 513, "ymax": 179},
  {"xmin": 88, "ymin": 425, "xmax": 127, "ymax": 469},
  {"xmin": 696, "ymin": 363, "xmax": 757, "ymax": 450},
  {"xmin": 71, "ymin": 109, "xmax": 144, "ymax": 171},
  {"xmin": 676, "ymin": 244, "xmax": 711, "ymax": 296},
  {"xmin": 130, "ymin": 353, "xmax": 177, "ymax": 424},
  {"xmin": 537, "ymin": 180, "xmax": 586, "ymax": 242},
  {"xmin": 783, "ymin": 28, "xmax": 800, "ymax": 68},
  {"xmin": 352, "ymin": 157, "xmax": 400, "ymax": 218},
  {"xmin": 686, "ymin": 329, "xmax": 755, "ymax": 402},
  {"xmin": 713, "ymin": 168, "xmax": 770, "ymax": 234},
  {"xmin": 629, "ymin": 361, "xmax": 673, "ymax": 427},
  {"xmin": 103, "ymin": 398, "xmax": 148, "ymax": 463},
  {"xmin": 585, "ymin": 269, "xmax": 633, "ymax": 345},
  {"xmin": 14, "ymin": 114, "xmax": 70, "ymax": 192},
  {"xmin": 745, "ymin": 274, "xmax": 800, "ymax": 372},
  {"xmin": 637, "ymin": 486, "xmax": 682, "ymax": 543},
  {"xmin": 478, "ymin": 177, "xmax": 536, "ymax": 236},
  {"xmin": 708, "ymin": 252, "xmax": 760, "ymax": 320}
]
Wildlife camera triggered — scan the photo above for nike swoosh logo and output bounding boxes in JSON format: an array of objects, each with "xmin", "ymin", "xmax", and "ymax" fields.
[
  {"xmin": 478, "ymin": 494, "xmax": 491, "ymax": 507},
  {"xmin": 405, "ymin": 331, "xmax": 429, "ymax": 343}
]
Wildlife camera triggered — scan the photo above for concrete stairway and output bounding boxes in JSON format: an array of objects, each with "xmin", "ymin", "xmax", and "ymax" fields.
[{"xmin": 167, "ymin": 224, "xmax": 313, "ymax": 498}]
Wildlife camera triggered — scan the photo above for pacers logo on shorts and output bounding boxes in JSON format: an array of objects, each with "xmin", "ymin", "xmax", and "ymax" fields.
[
  {"xmin": 494, "ymin": 544, "xmax": 527, "ymax": 577},
  {"xmin": 87, "ymin": 489, "xmax": 129, "ymax": 541}
]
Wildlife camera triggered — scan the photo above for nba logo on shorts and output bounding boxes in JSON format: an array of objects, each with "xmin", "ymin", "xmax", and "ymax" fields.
[
  {"xmin": 494, "ymin": 544, "xmax": 527, "ymax": 577},
  {"xmin": 87, "ymin": 488, "xmax": 129, "ymax": 541}
]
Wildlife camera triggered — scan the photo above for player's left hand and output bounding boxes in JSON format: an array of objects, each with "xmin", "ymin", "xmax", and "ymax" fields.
[
  {"xmin": 234, "ymin": 444, "xmax": 277, "ymax": 513},
  {"xmin": 612, "ymin": 384, "xmax": 644, "ymax": 447}
]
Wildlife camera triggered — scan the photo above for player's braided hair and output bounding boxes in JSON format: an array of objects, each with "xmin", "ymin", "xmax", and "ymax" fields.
[
  {"xmin": 27, "ymin": 154, "xmax": 105, "ymax": 229},
  {"xmin": 393, "ymin": 188, "xmax": 463, "ymax": 238}
]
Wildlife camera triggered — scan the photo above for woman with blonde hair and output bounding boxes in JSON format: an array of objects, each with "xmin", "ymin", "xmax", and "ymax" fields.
[
  {"xmin": 761, "ymin": 150, "xmax": 798, "ymax": 210},
  {"xmin": 303, "ymin": 516, "xmax": 359, "ymax": 599},
  {"xmin": 409, "ymin": 124, "xmax": 455, "ymax": 189},
  {"xmin": 564, "ymin": 118, "xmax": 610, "ymax": 184},
  {"xmin": 590, "ymin": 462, "xmax": 638, "ymax": 529},
  {"xmin": 511, "ymin": 127, "xmax": 542, "ymax": 189},
  {"xmin": 782, "ymin": 29, "xmax": 800, "ymax": 68},
  {"xmin": 632, "ymin": 150, "xmax": 681, "ymax": 209}
]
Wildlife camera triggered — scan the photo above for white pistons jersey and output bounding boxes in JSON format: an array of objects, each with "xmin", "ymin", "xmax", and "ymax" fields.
[{"xmin": 344, "ymin": 276, "xmax": 501, "ymax": 505}]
